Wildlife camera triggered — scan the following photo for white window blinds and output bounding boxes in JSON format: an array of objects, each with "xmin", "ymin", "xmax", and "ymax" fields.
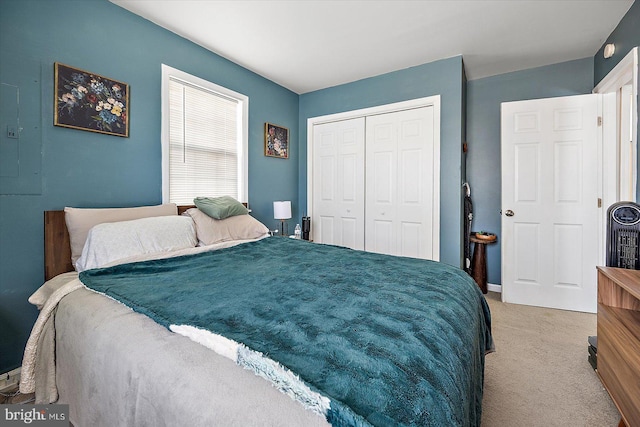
[{"xmin": 162, "ymin": 65, "xmax": 248, "ymax": 206}]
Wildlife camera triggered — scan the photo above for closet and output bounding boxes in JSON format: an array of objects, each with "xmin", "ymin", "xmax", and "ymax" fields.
[{"xmin": 309, "ymin": 98, "xmax": 440, "ymax": 261}]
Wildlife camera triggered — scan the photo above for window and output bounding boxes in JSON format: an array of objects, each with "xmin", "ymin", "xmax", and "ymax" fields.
[{"xmin": 161, "ymin": 65, "xmax": 248, "ymax": 205}]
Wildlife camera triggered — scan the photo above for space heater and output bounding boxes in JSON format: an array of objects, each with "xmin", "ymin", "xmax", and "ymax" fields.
[
  {"xmin": 301, "ymin": 216, "xmax": 311, "ymax": 241},
  {"xmin": 606, "ymin": 201, "xmax": 640, "ymax": 270}
]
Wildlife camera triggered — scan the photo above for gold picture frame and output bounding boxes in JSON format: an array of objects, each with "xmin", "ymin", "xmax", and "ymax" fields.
[
  {"xmin": 264, "ymin": 122, "xmax": 289, "ymax": 159},
  {"xmin": 54, "ymin": 62, "xmax": 129, "ymax": 137}
]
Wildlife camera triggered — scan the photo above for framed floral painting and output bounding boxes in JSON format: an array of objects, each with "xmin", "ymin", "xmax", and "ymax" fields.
[
  {"xmin": 54, "ymin": 63, "xmax": 129, "ymax": 137},
  {"xmin": 264, "ymin": 123, "xmax": 289, "ymax": 159}
]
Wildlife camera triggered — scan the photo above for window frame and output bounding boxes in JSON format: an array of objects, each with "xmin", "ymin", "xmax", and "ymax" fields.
[{"xmin": 161, "ymin": 64, "xmax": 249, "ymax": 204}]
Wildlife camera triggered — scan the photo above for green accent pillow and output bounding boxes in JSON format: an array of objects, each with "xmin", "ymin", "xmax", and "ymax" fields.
[{"xmin": 193, "ymin": 196, "xmax": 248, "ymax": 220}]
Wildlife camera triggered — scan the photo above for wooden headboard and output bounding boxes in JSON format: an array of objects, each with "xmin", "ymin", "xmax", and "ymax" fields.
[{"xmin": 44, "ymin": 205, "xmax": 197, "ymax": 281}]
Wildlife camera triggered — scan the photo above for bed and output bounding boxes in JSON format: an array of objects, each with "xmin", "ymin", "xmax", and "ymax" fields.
[{"xmin": 22, "ymin": 202, "xmax": 493, "ymax": 427}]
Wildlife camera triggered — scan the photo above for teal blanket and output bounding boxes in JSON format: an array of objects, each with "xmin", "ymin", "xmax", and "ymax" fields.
[{"xmin": 80, "ymin": 238, "xmax": 493, "ymax": 426}]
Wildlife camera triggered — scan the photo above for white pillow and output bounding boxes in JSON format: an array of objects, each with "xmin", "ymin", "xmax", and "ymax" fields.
[
  {"xmin": 65, "ymin": 203, "xmax": 178, "ymax": 269},
  {"xmin": 183, "ymin": 208, "xmax": 269, "ymax": 245},
  {"xmin": 76, "ymin": 216, "xmax": 197, "ymax": 272}
]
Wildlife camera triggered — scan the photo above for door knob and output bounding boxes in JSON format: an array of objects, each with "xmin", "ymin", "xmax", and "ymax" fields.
[{"xmin": 505, "ymin": 210, "xmax": 515, "ymax": 217}]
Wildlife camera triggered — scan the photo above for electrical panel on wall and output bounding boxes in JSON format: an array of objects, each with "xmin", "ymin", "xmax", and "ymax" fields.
[{"xmin": 0, "ymin": 56, "xmax": 42, "ymax": 195}]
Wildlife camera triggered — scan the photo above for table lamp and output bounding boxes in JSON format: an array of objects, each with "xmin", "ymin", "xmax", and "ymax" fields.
[{"xmin": 273, "ymin": 201, "xmax": 291, "ymax": 236}]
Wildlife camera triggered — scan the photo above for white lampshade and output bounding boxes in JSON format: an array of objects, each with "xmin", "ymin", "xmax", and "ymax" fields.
[{"xmin": 273, "ymin": 201, "xmax": 292, "ymax": 220}]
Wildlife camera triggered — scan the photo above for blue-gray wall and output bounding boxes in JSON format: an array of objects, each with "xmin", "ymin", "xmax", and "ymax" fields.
[
  {"xmin": 299, "ymin": 56, "xmax": 466, "ymax": 268},
  {"xmin": 0, "ymin": 0, "xmax": 300, "ymax": 372},
  {"xmin": 594, "ymin": 0, "xmax": 640, "ymax": 85},
  {"xmin": 594, "ymin": 0, "xmax": 640, "ymax": 201},
  {"xmin": 467, "ymin": 0, "xmax": 639, "ymax": 286},
  {"xmin": 466, "ymin": 58, "xmax": 595, "ymax": 285}
]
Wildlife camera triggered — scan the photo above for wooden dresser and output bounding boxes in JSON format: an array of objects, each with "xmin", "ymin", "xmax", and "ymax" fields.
[{"xmin": 597, "ymin": 266, "xmax": 640, "ymax": 427}]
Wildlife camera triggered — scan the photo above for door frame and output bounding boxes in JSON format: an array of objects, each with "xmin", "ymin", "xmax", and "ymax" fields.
[
  {"xmin": 306, "ymin": 95, "xmax": 441, "ymax": 260},
  {"xmin": 593, "ymin": 46, "xmax": 638, "ymax": 265}
]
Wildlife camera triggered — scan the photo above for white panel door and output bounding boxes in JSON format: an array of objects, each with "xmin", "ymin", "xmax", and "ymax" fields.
[
  {"xmin": 501, "ymin": 94, "xmax": 600, "ymax": 313},
  {"xmin": 312, "ymin": 118, "xmax": 365, "ymax": 249},
  {"xmin": 365, "ymin": 106, "xmax": 436, "ymax": 259}
]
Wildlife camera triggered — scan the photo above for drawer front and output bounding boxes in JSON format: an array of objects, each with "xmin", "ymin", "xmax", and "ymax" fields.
[{"xmin": 598, "ymin": 306, "xmax": 640, "ymax": 426}]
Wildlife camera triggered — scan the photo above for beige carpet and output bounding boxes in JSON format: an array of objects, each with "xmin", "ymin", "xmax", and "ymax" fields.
[{"xmin": 481, "ymin": 292, "xmax": 621, "ymax": 426}]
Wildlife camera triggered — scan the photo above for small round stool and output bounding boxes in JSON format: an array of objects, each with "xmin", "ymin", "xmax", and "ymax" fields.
[{"xmin": 469, "ymin": 233, "xmax": 497, "ymax": 294}]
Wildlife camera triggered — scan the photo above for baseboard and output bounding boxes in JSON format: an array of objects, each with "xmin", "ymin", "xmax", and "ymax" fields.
[
  {"xmin": 487, "ymin": 283, "xmax": 501, "ymax": 293},
  {"xmin": 0, "ymin": 367, "xmax": 21, "ymax": 392}
]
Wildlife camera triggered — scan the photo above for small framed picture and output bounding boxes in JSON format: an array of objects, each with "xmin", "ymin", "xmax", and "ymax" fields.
[
  {"xmin": 54, "ymin": 62, "xmax": 129, "ymax": 137},
  {"xmin": 264, "ymin": 123, "xmax": 289, "ymax": 159}
]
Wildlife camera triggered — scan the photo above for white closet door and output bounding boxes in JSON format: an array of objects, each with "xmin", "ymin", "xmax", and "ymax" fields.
[
  {"xmin": 365, "ymin": 106, "xmax": 435, "ymax": 259},
  {"xmin": 312, "ymin": 118, "xmax": 365, "ymax": 249}
]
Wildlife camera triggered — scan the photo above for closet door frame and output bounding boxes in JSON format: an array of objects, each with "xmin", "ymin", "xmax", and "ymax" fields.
[{"xmin": 307, "ymin": 95, "xmax": 441, "ymax": 260}]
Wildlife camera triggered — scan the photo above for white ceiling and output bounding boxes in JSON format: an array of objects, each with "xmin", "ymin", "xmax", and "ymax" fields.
[{"xmin": 111, "ymin": 0, "xmax": 634, "ymax": 94}]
